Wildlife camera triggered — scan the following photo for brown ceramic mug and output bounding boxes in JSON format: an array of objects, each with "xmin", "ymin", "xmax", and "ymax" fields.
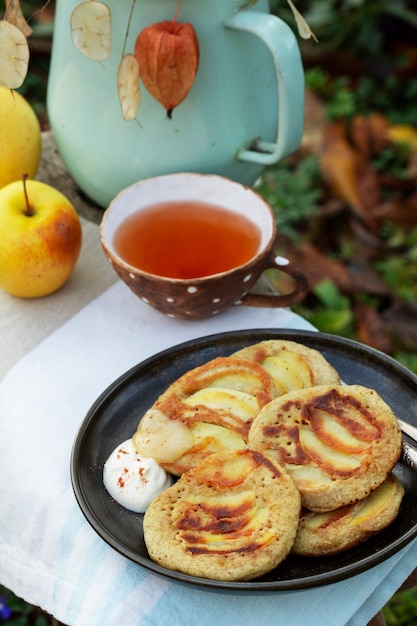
[{"xmin": 100, "ymin": 173, "xmax": 308, "ymax": 320}]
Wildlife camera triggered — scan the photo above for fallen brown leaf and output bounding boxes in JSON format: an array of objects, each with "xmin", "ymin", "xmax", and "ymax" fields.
[
  {"xmin": 280, "ymin": 241, "xmax": 353, "ymax": 292},
  {"xmin": 382, "ymin": 300, "xmax": 417, "ymax": 349},
  {"xmin": 371, "ymin": 193, "xmax": 417, "ymax": 229},
  {"xmin": 387, "ymin": 123, "xmax": 417, "ymax": 180},
  {"xmin": 348, "ymin": 254, "xmax": 391, "ymax": 297},
  {"xmin": 350, "ymin": 112, "xmax": 390, "ymax": 159},
  {"xmin": 301, "ymin": 89, "xmax": 327, "ymax": 155},
  {"xmin": 354, "ymin": 302, "xmax": 393, "ymax": 353},
  {"xmin": 320, "ymin": 121, "xmax": 379, "ymax": 228}
]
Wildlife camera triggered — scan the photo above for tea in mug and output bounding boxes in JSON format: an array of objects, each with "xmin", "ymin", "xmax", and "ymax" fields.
[{"xmin": 113, "ymin": 201, "xmax": 261, "ymax": 279}]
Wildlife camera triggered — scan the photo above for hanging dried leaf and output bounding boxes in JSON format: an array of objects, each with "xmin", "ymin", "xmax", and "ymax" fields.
[
  {"xmin": 117, "ymin": 53, "xmax": 141, "ymax": 121},
  {"xmin": 70, "ymin": 0, "xmax": 111, "ymax": 61},
  {"xmin": 5, "ymin": 0, "xmax": 33, "ymax": 37},
  {"xmin": 134, "ymin": 19, "xmax": 199, "ymax": 118},
  {"xmin": 286, "ymin": 0, "xmax": 318, "ymax": 42},
  {"xmin": 0, "ymin": 19, "xmax": 29, "ymax": 89}
]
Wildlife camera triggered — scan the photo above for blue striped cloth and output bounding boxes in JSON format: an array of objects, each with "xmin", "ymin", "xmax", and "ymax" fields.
[{"xmin": 1, "ymin": 282, "xmax": 416, "ymax": 626}]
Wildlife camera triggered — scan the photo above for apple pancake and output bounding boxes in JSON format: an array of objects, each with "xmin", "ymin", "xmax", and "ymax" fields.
[
  {"xmin": 143, "ymin": 449, "xmax": 301, "ymax": 581},
  {"xmin": 132, "ymin": 356, "xmax": 277, "ymax": 476},
  {"xmin": 248, "ymin": 384, "xmax": 402, "ymax": 512},
  {"xmin": 293, "ymin": 473, "xmax": 404, "ymax": 556},
  {"xmin": 232, "ymin": 340, "xmax": 340, "ymax": 395}
]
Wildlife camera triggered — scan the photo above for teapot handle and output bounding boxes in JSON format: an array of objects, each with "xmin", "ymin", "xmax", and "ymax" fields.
[{"xmin": 224, "ymin": 11, "xmax": 304, "ymax": 165}]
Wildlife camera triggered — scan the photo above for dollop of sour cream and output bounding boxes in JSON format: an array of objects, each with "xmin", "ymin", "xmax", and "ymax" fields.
[{"xmin": 103, "ymin": 438, "xmax": 173, "ymax": 513}]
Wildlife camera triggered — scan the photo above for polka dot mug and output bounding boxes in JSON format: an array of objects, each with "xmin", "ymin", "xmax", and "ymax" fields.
[{"xmin": 100, "ymin": 173, "xmax": 308, "ymax": 320}]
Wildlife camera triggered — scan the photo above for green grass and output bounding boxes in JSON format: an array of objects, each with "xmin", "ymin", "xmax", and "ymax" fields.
[{"xmin": 383, "ymin": 586, "xmax": 417, "ymax": 625}]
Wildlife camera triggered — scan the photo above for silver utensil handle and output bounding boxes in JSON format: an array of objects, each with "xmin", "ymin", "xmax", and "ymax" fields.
[
  {"xmin": 401, "ymin": 442, "xmax": 417, "ymax": 472},
  {"xmin": 398, "ymin": 419, "xmax": 417, "ymax": 444}
]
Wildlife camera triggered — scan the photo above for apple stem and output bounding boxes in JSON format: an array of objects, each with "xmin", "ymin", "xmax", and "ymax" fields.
[{"xmin": 22, "ymin": 174, "xmax": 34, "ymax": 217}]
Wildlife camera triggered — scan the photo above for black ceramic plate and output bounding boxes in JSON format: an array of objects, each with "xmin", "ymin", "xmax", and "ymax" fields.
[{"xmin": 71, "ymin": 329, "xmax": 417, "ymax": 590}]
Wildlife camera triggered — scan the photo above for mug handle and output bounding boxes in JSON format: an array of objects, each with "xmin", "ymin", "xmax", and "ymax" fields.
[
  {"xmin": 239, "ymin": 252, "xmax": 309, "ymax": 308},
  {"xmin": 223, "ymin": 11, "xmax": 304, "ymax": 165}
]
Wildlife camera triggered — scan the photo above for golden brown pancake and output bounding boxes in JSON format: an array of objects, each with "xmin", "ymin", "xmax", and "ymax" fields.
[
  {"xmin": 133, "ymin": 356, "xmax": 277, "ymax": 476},
  {"xmin": 143, "ymin": 449, "xmax": 301, "ymax": 581},
  {"xmin": 232, "ymin": 340, "xmax": 340, "ymax": 395},
  {"xmin": 292, "ymin": 473, "xmax": 404, "ymax": 556},
  {"xmin": 248, "ymin": 384, "xmax": 402, "ymax": 512}
]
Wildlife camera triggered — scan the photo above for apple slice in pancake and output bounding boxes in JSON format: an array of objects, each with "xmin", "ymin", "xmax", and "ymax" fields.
[
  {"xmin": 232, "ymin": 340, "xmax": 340, "ymax": 395},
  {"xmin": 143, "ymin": 449, "xmax": 301, "ymax": 581},
  {"xmin": 248, "ymin": 384, "xmax": 402, "ymax": 512},
  {"xmin": 133, "ymin": 356, "xmax": 278, "ymax": 476},
  {"xmin": 292, "ymin": 473, "xmax": 404, "ymax": 556}
]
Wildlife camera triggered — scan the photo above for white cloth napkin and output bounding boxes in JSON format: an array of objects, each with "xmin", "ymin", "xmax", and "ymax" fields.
[
  {"xmin": 0, "ymin": 217, "xmax": 117, "ymax": 380},
  {"xmin": 1, "ymin": 281, "xmax": 416, "ymax": 626}
]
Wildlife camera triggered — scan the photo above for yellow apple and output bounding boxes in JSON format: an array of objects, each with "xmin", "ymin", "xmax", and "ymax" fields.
[
  {"xmin": 0, "ymin": 179, "xmax": 82, "ymax": 298},
  {"xmin": 0, "ymin": 86, "xmax": 42, "ymax": 189}
]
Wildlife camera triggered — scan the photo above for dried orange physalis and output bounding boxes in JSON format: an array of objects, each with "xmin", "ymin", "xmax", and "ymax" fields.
[{"xmin": 134, "ymin": 0, "xmax": 199, "ymax": 118}]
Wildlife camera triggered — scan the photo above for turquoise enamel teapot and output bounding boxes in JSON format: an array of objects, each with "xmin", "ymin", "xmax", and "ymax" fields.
[{"xmin": 47, "ymin": 0, "xmax": 304, "ymax": 207}]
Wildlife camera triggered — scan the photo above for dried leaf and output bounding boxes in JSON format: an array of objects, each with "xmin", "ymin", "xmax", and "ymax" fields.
[
  {"xmin": 286, "ymin": 0, "xmax": 318, "ymax": 42},
  {"xmin": 135, "ymin": 20, "xmax": 199, "ymax": 118},
  {"xmin": 320, "ymin": 121, "xmax": 379, "ymax": 228},
  {"xmin": 356, "ymin": 162, "xmax": 380, "ymax": 215},
  {"xmin": 70, "ymin": 0, "xmax": 111, "ymax": 62},
  {"xmin": 0, "ymin": 19, "xmax": 29, "ymax": 89},
  {"xmin": 388, "ymin": 124, "xmax": 417, "ymax": 150},
  {"xmin": 408, "ymin": 150, "xmax": 417, "ymax": 179},
  {"xmin": 371, "ymin": 194, "xmax": 417, "ymax": 229},
  {"xmin": 350, "ymin": 113, "xmax": 391, "ymax": 159},
  {"xmin": 281, "ymin": 241, "xmax": 353, "ymax": 293},
  {"xmin": 354, "ymin": 302, "xmax": 393, "ymax": 354},
  {"xmin": 5, "ymin": 0, "xmax": 33, "ymax": 37},
  {"xmin": 117, "ymin": 54, "xmax": 141, "ymax": 121},
  {"xmin": 301, "ymin": 89, "xmax": 327, "ymax": 154},
  {"xmin": 382, "ymin": 300, "xmax": 417, "ymax": 349},
  {"xmin": 348, "ymin": 255, "xmax": 391, "ymax": 297},
  {"xmin": 320, "ymin": 122, "xmax": 362, "ymax": 210},
  {"xmin": 387, "ymin": 124, "xmax": 417, "ymax": 178}
]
